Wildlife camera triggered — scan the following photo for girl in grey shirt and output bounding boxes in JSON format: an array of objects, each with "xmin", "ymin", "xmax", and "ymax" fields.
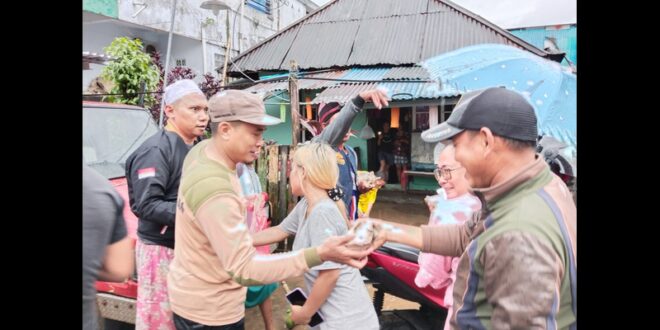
[{"xmin": 252, "ymin": 142, "xmax": 378, "ymax": 330}]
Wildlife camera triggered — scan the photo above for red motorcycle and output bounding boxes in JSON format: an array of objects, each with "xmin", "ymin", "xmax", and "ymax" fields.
[{"xmin": 361, "ymin": 242, "xmax": 448, "ymax": 329}]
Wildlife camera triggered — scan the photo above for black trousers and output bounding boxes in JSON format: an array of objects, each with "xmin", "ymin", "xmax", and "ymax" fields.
[{"xmin": 173, "ymin": 313, "xmax": 244, "ymax": 330}]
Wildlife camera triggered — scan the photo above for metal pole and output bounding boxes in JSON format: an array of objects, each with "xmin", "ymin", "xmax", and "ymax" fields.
[
  {"xmin": 159, "ymin": 0, "xmax": 178, "ymax": 128},
  {"xmin": 221, "ymin": 10, "xmax": 231, "ymax": 86},
  {"xmin": 239, "ymin": 1, "xmax": 244, "ymax": 53},
  {"xmin": 201, "ymin": 21, "xmax": 208, "ymax": 75}
]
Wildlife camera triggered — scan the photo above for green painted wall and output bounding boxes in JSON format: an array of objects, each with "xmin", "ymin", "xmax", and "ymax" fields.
[
  {"xmin": 261, "ymin": 92, "xmax": 369, "ymax": 170},
  {"xmin": 409, "ymin": 176, "xmax": 440, "ymax": 191},
  {"xmin": 345, "ymin": 111, "xmax": 368, "ymax": 170},
  {"xmin": 262, "ymin": 94, "xmax": 294, "ymax": 144},
  {"xmin": 83, "ymin": 0, "xmax": 118, "ymax": 18}
]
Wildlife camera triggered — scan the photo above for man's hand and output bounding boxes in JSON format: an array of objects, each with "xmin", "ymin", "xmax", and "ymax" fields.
[
  {"xmin": 355, "ymin": 218, "xmax": 388, "ymax": 254},
  {"xmin": 425, "ymin": 198, "xmax": 437, "ymax": 213},
  {"xmin": 359, "ymin": 89, "xmax": 389, "ymax": 109},
  {"xmin": 317, "ymin": 234, "xmax": 369, "ymax": 268},
  {"xmin": 357, "ymin": 178, "xmax": 373, "ymax": 193}
]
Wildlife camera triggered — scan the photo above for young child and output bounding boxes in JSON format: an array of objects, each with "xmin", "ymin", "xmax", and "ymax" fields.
[
  {"xmin": 415, "ymin": 145, "xmax": 481, "ymax": 330},
  {"xmin": 356, "ymin": 171, "xmax": 386, "ymax": 218}
]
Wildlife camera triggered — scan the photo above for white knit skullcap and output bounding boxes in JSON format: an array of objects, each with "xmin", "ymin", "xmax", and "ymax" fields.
[{"xmin": 163, "ymin": 79, "xmax": 204, "ymax": 105}]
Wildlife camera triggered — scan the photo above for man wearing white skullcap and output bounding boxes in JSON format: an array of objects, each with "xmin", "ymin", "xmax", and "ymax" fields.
[{"xmin": 125, "ymin": 79, "xmax": 209, "ymax": 330}]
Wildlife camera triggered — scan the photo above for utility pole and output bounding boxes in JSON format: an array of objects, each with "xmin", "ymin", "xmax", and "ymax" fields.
[{"xmin": 288, "ymin": 60, "xmax": 300, "ymax": 145}]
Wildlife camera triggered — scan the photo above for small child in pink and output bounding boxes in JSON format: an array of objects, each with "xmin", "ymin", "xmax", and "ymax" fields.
[{"xmin": 416, "ymin": 189, "xmax": 481, "ymax": 329}]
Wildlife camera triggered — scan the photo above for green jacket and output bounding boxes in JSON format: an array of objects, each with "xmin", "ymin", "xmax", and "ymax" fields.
[{"xmin": 422, "ymin": 157, "xmax": 576, "ymax": 329}]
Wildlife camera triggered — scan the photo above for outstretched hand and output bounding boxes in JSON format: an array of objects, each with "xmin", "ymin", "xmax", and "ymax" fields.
[
  {"xmin": 317, "ymin": 234, "xmax": 370, "ymax": 268},
  {"xmin": 353, "ymin": 218, "xmax": 389, "ymax": 254},
  {"xmin": 359, "ymin": 89, "xmax": 389, "ymax": 109}
]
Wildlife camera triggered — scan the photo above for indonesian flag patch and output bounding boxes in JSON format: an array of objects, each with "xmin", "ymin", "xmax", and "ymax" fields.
[{"xmin": 138, "ymin": 167, "xmax": 156, "ymax": 179}]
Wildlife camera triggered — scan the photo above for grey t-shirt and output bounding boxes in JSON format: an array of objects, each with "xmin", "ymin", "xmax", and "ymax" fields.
[
  {"xmin": 83, "ymin": 165, "xmax": 128, "ymax": 330},
  {"xmin": 279, "ymin": 199, "xmax": 379, "ymax": 330}
]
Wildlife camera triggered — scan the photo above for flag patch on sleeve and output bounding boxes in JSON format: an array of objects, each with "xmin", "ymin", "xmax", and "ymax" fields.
[{"xmin": 138, "ymin": 167, "xmax": 156, "ymax": 179}]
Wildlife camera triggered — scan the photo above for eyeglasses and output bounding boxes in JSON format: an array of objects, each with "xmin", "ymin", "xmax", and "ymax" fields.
[{"xmin": 433, "ymin": 166, "xmax": 463, "ymax": 181}]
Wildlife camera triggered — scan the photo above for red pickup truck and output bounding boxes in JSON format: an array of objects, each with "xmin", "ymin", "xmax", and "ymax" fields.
[{"xmin": 83, "ymin": 101, "xmax": 158, "ymax": 328}]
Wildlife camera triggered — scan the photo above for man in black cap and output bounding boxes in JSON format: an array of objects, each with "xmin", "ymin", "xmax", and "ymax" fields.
[{"xmin": 364, "ymin": 87, "xmax": 577, "ymax": 329}]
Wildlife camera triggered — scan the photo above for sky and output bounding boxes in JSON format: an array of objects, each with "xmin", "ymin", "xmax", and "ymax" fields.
[{"xmin": 309, "ymin": 0, "xmax": 576, "ymax": 29}]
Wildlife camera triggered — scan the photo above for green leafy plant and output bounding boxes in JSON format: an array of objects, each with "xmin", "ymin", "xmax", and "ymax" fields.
[{"xmin": 102, "ymin": 37, "xmax": 160, "ymax": 106}]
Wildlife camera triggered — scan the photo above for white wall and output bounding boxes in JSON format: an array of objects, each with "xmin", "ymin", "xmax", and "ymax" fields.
[
  {"xmin": 85, "ymin": 0, "xmax": 312, "ymax": 90},
  {"xmin": 116, "ymin": 0, "xmax": 310, "ymax": 64},
  {"xmin": 83, "ymin": 21, "xmax": 210, "ymax": 90},
  {"xmin": 277, "ymin": 0, "xmax": 307, "ymax": 29}
]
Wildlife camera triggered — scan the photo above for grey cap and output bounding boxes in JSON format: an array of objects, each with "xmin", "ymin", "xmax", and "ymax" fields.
[
  {"xmin": 208, "ymin": 89, "xmax": 282, "ymax": 126},
  {"xmin": 421, "ymin": 87, "xmax": 537, "ymax": 143}
]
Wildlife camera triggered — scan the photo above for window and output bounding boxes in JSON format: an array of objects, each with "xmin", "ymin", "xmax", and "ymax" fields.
[
  {"xmin": 214, "ymin": 53, "xmax": 225, "ymax": 71},
  {"xmin": 246, "ymin": 0, "xmax": 271, "ymax": 14},
  {"xmin": 176, "ymin": 59, "xmax": 186, "ymax": 66},
  {"xmin": 413, "ymin": 106, "xmax": 430, "ymax": 132},
  {"xmin": 441, "ymin": 104, "xmax": 455, "ymax": 122}
]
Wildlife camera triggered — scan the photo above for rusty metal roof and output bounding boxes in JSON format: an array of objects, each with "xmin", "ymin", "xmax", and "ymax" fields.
[{"xmin": 228, "ymin": 0, "xmax": 546, "ymax": 75}]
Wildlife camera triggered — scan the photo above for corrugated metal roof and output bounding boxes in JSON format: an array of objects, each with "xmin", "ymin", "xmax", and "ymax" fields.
[
  {"xmin": 307, "ymin": 66, "xmax": 461, "ymax": 104},
  {"xmin": 246, "ymin": 66, "xmax": 459, "ymax": 102},
  {"xmin": 421, "ymin": 11, "xmax": 521, "ymax": 59},
  {"xmin": 298, "ymin": 70, "xmax": 347, "ymax": 90},
  {"xmin": 282, "ymin": 21, "xmax": 360, "ymax": 69},
  {"xmin": 509, "ymin": 26, "xmax": 577, "ymax": 66},
  {"xmin": 231, "ymin": 25, "xmax": 301, "ymax": 74},
  {"xmin": 306, "ymin": 0, "xmax": 369, "ymax": 23},
  {"xmin": 362, "ymin": 0, "xmax": 429, "ymax": 18},
  {"xmin": 341, "ymin": 67, "xmax": 390, "ymax": 80},
  {"xmin": 311, "ymin": 83, "xmax": 379, "ymax": 104},
  {"xmin": 244, "ymin": 81, "xmax": 288, "ymax": 93},
  {"xmin": 228, "ymin": 0, "xmax": 546, "ymax": 75},
  {"xmin": 311, "ymin": 79, "xmax": 460, "ymax": 104},
  {"xmin": 383, "ymin": 66, "xmax": 430, "ymax": 80},
  {"xmin": 244, "ymin": 70, "xmax": 349, "ymax": 93},
  {"xmin": 347, "ymin": 15, "xmax": 426, "ymax": 66},
  {"xmin": 378, "ymin": 81, "xmax": 460, "ymax": 100}
]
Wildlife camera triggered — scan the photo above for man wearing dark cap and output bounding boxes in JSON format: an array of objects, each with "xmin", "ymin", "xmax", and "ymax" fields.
[
  {"xmin": 312, "ymin": 89, "xmax": 389, "ymax": 221},
  {"xmin": 168, "ymin": 89, "xmax": 374, "ymax": 329},
  {"xmin": 364, "ymin": 87, "xmax": 576, "ymax": 329}
]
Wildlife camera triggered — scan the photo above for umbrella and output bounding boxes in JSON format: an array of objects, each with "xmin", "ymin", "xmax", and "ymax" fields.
[{"xmin": 420, "ymin": 44, "xmax": 576, "ymax": 164}]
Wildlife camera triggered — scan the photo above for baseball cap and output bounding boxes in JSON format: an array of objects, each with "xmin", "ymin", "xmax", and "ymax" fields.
[
  {"xmin": 421, "ymin": 87, "xmax": 537, "ymax": 143},
  {"xmin": 208, "ymin": 89, "xmax": 282, "ymax": 126}
]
